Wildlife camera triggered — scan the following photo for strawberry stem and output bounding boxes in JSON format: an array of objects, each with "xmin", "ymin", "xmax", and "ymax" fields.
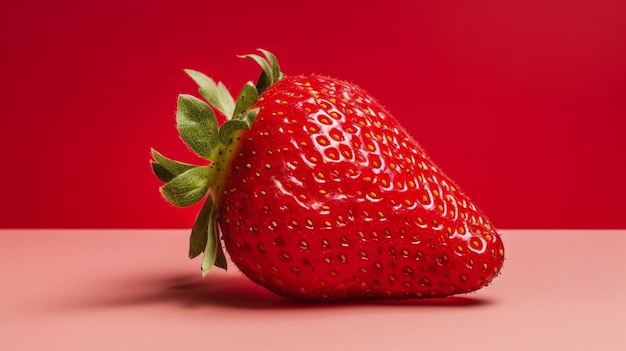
[{"xmin": 151, "ymin": 49, "xmax": 283, "ymax": 274}]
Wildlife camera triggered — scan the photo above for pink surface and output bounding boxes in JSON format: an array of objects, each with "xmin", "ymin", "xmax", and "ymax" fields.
[{"xmin": 2, "ymin": 230, "xmax": 625, "ymax": 350}]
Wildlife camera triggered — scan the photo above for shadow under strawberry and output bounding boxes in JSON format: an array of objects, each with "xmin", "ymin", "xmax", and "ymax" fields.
[{"xmin": 101, "ymin": 272, "xmax": 493, "ymax": 310}]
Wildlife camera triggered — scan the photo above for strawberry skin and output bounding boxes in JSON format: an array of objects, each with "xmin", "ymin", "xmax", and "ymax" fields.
[
  {"xmin": 220, "ymin": 75, "xmax": 503, "ymax": 300},
  {"xmin": 151, "ymin": 50, "xmax": 504, "ymax": 301}
]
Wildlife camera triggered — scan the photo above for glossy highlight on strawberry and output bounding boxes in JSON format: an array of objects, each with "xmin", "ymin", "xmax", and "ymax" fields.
[{"xmin": 151, "ymin": 50, "xmax": 504, "ymax": 301}]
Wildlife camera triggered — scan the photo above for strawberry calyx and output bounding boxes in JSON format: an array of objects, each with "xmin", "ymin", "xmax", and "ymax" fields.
[{"xmin": 150, "ymin": 49, "xmax": 282, "ymax": 275}]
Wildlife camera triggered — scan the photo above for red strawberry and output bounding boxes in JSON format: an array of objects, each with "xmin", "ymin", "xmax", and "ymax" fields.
[{"xmin": 151, "ymin": 49, "xmax": 504, "ymax": 301}]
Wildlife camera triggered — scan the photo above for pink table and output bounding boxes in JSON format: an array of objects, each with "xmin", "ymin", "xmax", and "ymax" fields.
[{"xmin": 2, "ymin": 230, "xmax": 625, "ymax": 350}]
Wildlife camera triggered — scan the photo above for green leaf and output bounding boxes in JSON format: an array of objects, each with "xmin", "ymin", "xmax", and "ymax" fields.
[
  {"xmin": 188, "ymin": 195, "xmax": 227, "ymax": 269},
  {"xmin": 151, "ymin": 149, "xmax": 197, "ymax": 177},
  {"xmin": 159, "ymin": 166, "xmax": 211, "ymax": 207},
  {"xmin": 255, "ymin": 70, "xmax": 271, "ymax": 94},
  {"xmin": 176, "ymin": 94, "xmax": 219, "ymax": 159},
  {"xmin": 201, "ymin": 207, "xmax": 220, "ymax": 276},
  {"xmin": 189, "ymin": 196, "xmax": 213, "ymax": 259},
  {"xmin": 232, "ymin": 82, "xmax": 259, "ymax": 119},
  {"xmin": 214, "ymin": 233, "xmax": 228, "ymax": 270},
  {"xmin": 184, "ymin": 69, "xmax": 235, "ymax": 118},
  {"xmin": 240, "ymin": 53, "xmax": 272, "ymax": 93},
  {"xmin": 218, "ymin": 119, "xmax": 251, "ymax": 146},
  {"xmin": 216, "ymin": 82, "xmax": 236, "ymax": 119},
  {"xmin": 244, "ymin": 108, "xmax": 260, "ymax": 125},
  {"xmin": 151, "ymin": 162, "xmax": 176, "ymax": 183},
  {"xmin": 258, "ymin": 49, "xmax": 281, "ymax": 83}
]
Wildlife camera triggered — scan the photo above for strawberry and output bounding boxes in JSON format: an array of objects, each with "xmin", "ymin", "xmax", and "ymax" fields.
[{"xmin": 151, "ymin": 49, "xmax": 504, "ymax": 301}]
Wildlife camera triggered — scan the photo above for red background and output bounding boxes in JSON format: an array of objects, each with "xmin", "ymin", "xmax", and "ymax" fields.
[{"xmin": 1, "ymin": 0, "xmax": 625, "ymax": 229}]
